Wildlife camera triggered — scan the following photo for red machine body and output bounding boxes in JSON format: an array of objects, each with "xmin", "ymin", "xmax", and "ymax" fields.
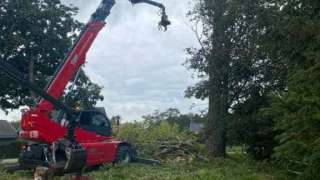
[{"xmin": 20, "ymin": 108, "xmax": 120, "ymax": 167}]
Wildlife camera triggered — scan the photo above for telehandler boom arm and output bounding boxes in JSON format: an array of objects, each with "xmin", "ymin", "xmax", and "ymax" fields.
[{"xmin": 38, "ymin": 0, "xmax": 170, "ymax": 115}]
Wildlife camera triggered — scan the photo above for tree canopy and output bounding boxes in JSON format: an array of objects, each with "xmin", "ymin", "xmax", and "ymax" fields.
[
  {"xmin": 0, "ymin": 0, "xmax": 103, "ymax": 111},
  {"xmin": 187, "ymin": 0, "xmax": 320, "ymax": 177}
]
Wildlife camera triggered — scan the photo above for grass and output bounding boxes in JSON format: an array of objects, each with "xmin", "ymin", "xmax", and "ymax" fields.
[
  {"xmin": 0, "ymin": 154, "xmax": 291, "ymax": 180},
  {"xmin": 90, "ymin": 154, "xmax": 290, "ymax": 180}
]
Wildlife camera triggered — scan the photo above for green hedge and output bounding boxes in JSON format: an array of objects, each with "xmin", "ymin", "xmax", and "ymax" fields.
[{"xmin": 0, "ymin": 141, "xmax": 21, "ymax": 159}]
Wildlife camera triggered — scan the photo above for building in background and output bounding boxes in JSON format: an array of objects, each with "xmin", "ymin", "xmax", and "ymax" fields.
[
  {"xmin": 189, "ymin": 120, "xmax": 204, "ymax": 134},
  {"xmin": 0, "ymin": 120, "xmax": 17, "ymax": 145}
]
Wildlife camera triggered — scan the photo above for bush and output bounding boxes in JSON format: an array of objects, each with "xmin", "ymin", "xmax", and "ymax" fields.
[
  {"xmin": 0, "ymin": 141, "xmax": 21, "ymax": 159},
  {"xmin": 228, "ymin": 94, "xmax": 278, "ymax": 160},
  {"xmin": 266, "ymin": 66, "xmax": 320, "ymax": 179}
]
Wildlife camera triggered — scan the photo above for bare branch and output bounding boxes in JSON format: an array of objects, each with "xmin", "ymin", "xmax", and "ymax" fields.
[{"xmin": 186, "ymin": 20, "xmax": 207, "ymax": 57}]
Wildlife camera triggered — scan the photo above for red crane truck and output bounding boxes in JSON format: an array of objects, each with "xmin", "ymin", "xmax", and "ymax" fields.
[{"xmin": 0, "ymin": 0, "xmax": 170, "ymax": 174}]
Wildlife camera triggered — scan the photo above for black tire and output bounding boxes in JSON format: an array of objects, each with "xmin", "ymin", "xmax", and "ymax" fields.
[{"xmin": 115, "ymin": 145, "xmax": 133, "ymax": 164}]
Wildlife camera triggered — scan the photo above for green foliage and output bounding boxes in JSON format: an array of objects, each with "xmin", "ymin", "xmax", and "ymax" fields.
[
  {"xmin": 266, "ymin": 66, "xmax": 320, "ymax": 177},
  {"xmin": 228, "ymin": 94, "xmax": 279, "ymax": 160},
  {"xmin": 0, "ymin": 141, "xmax": 21, "ymax": 159},
  {"xmin": 116, "ymin": 120, "xmax": 194, "ymax": 157},
  {"xmin": 0, "ymin": 167, "xmax": 32, "ymax": 180},
  {"xmin": 261, "ymin": 0, "xmax": 320, "ymax": 177},
  {"xmin": 64, "ymin": 70, "xmax": 104, "ymax": 109},
  {"xmin": 0, "ymin": 0, "xmax": 103, "ymax": 111},
  {"xmin": 0, "ymin": 170, "xmax": 22, "ymax": 180},
  {"xmin": 142, "ymin": 108, "xmax": 205, "ymax": 130},
  {"xmin": 0, "ymin": 0, "xmax": 79, "ymax": 108}
]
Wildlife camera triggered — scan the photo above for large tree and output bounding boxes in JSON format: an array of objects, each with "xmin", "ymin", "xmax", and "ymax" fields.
[
  {"xmin": 0, "ymin": 0, "xmax": 103, "ymax": 111},
  {"xmin": 186, "ymin": 0, "xmax": 277, "ymax": 157}
]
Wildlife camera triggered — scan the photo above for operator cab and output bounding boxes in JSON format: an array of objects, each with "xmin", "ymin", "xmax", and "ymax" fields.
[
  {"xmin": 53, "ymin": 108, "xmax": 112, "ymax": 137},
  {"xmin": 78, "ymin": 110, "xmax": 112, "ymax": 137}
]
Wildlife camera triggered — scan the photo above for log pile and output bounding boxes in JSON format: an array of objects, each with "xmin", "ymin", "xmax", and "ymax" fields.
[{"xmin": 153, "ymin": 141, "xmax": 208, "ymax": 163}]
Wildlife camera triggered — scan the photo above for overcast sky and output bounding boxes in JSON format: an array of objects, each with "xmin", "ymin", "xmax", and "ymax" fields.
[{"xmin": 1, "ymin": 0, "xmax": 207, "ymax": 121}]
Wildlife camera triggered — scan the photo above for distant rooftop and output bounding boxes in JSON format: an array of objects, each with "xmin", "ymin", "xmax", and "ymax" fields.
[
  {"xmin": 0, "ymin": 120, "xmax": 17, "ymax": 140},
  {"xmin": 189, "ymin": 120, "xmax": 204, "ymax": 134}
]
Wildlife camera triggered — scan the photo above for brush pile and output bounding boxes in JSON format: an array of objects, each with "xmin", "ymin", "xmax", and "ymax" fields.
[{"xmin": 153, "ymin": 141, "xmax": 208, "ymax": 163}]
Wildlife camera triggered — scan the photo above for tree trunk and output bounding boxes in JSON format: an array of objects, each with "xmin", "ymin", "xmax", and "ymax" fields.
[
  {"xmin": 204, "ymin": 0, "xmax": 230, "ymax": 158},
  {"xmin": 206, "ymin": 88, "xmax": 227, "ymax": 157}
]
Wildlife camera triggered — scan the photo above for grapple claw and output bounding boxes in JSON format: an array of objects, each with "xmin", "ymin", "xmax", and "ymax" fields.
[
  {"xmin": 159, "ymin": 13, "xmax": 171, "ymax": 31},
  {"xmin": 53, "ymin": 139, "xmax": 87, "ymax": 173}
]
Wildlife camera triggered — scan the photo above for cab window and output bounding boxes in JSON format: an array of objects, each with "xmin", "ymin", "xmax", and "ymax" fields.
[
  {"xmin": 92, "ymin": 114, "xmax": 107, "ymax": 127},
  {"xmin": 79, "ymin": 111, "xmax": 111, "ymax": 136}
]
